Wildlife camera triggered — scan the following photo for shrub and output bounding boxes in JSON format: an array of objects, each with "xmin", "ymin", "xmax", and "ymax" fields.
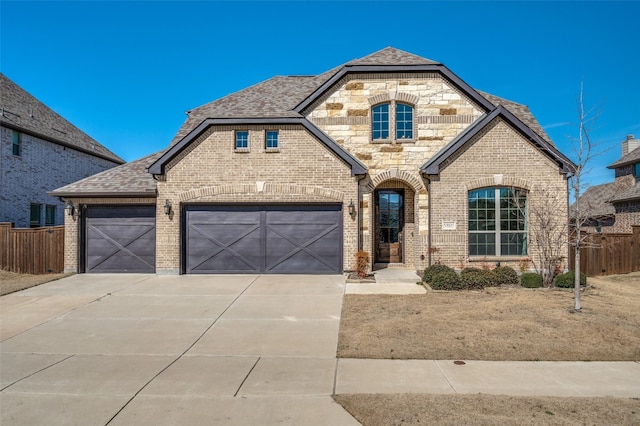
[
  {"xmin": 430, "ymin": 270, "xmax": 462, "ymax": 290},
  {"xmin": 354, "ymin": 250, "xmax": 370, "ymax": 278},
  {"xmin": 521, "ymin": 272, "xmax": 543, "ymax": 288},
  {"xmin": 459, "ymin": 271, "xmax": 489, "ymax": 290},
  {"xmin": 423, "ymin": 264, "xmax": 455, "ymax": 284},
  {"xmin": 493, "ymin": 266, "xmax": 519, "ymax": 286},
  {"xmin": 461, "ymin": 267, "xmax": 483, "ymax": 275},
  {"xmin": 554, "ymin": 270, "xmax": 587, "ymax": 288}
]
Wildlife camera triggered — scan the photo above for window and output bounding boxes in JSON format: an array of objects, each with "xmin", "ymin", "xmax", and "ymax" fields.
[
  {"xmin": 371, "ymin": 102, "xmax": 414, "ymax": 142},
  {"xmin": 12, "ymin": 131, "xmax": 21, "ymax": 156},
  {"xmin": 468, "ymin": 187, "xmax": 527, "ymax": 256},
  {"xmin": 635, "ymin": 163, "xmax": 640, "ymax": 179},
  {"xmin": 266, "ymin": 130, "xmax": 278, "ymax": 149},
  {"xmin": 396, "ymin": 103, "xmax": 413, "ymax": 139},
  {"xmin": 30, "ymin": 204, "xmax": 41, "ymax": 227},
  {"xmin": 235, "ymin": 131, "xmax": 249, "ymax": 150},
  {"xmin": 45, "ymin": 205, "xmax": 56, "ymax": 226},
  {"xmin": 372, "ymin": 104, "xmax": 390, "ymax": 140}
]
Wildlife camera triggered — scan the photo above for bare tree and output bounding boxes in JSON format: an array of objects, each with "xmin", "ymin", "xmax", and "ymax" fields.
[
  {"xmin": 569, "ymin": 83, "xmax": 604, "ymax": 311},
  {"xmin": 528, "ymin": 186, "xmax": 568, "ymax": 287}
]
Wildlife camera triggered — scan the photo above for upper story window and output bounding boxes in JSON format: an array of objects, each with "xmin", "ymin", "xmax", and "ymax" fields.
[
  {"xmin": 372, "ymin": 104, "xmax": 390, "ymax": 140},
  {"xmin": 235, "ymin": 130, "xmax": 249, "ymax": 150},
  {"xmin": 371, "ymin": 101, "xmax": 415, "ymax": 143},
  {"xmin": 266, "ymin": 130, "xmax": 279, "ymax": 150},
  {"xmin": 635, "ymin": 163, "xmax": 640, "ymax": 179},
  {"xmin": 468, "ymin": 187, "xmax": 528, "ymax": 257},
  {"xmin": 396, "ymin": 103, "xmax": 413, "ymax": 140},
  {"xmin": 12, "ymin": 131, "xmax": 21, "ymax": 156}
]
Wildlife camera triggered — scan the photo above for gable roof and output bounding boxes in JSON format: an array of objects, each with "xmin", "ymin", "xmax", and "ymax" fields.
[
  {"xmin": 420, "ymin": 105, "xmax": 575, "ymax": 175},
  {"xmin": 50, "ymin": 151, "xmax": 163, "ymax": 197},
  {"xmin": 570, "ymin": 181, "xmax": 617, "ymax": 218},
  {"xmin": 0, "ymin": 73, "xmax": 124, "ymax": 164},
  {"xmin": 608, "ymin": 145, "xmax": 640, "ymax": 169},
  {"xmin": 346, "ymin": 46, "xmax": 440, "ymax": 66},
  {"xmin": 610, "ymin": 182, "xmax": 640, "ymax": 203}
]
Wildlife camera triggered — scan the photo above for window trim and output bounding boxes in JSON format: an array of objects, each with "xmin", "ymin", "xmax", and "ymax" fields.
[
  {"xmin": 372, "ymin": 103, "xmax": 390, "ymax": 141},
  {"xmin": 265, "ymin": 130, "xmax": 279, "ymax": 151},
  {"xmin": 12, "ymin": 131, "xmax": 21, "ymax": 156},
  {"xmin": 370, "ymin": 101, "xmax": 415, "ymax": 144},
  {"xmin": 234, "ymin": 130, "xmax": 249, "ymax": 152},
  {"xmin": 468, "ymin": 187, "xmax": 528, "ymax": 258}
]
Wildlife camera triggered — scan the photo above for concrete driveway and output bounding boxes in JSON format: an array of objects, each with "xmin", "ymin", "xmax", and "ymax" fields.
[{"xmin": 1, "ymin": 274, "xmax": 359, "ymax": 425}]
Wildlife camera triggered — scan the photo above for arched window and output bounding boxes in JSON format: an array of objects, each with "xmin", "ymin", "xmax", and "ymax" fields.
[
  {"xmin": 372, "ymin": 103, "xmax": 390, "ymax": 140},
  {"xmin": 468, "ymin": 187, "xmax": 527, "ymax": 256},
  {"xmin": 395, "ymin": 103, "xmax": 413, "ymax": 139}
]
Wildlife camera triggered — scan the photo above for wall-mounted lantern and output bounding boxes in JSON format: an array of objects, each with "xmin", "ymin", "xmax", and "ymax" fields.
[
  {"xmin": 164, "ymin": 199, "xmax": 172, "ymax": 216},
  {"xmin": 348, "ymin": 199, "xmax": 355, "ymax": 217},
  {"xmin": 65, "ymin": 201, "xmax": 75, "ymax": 218}
]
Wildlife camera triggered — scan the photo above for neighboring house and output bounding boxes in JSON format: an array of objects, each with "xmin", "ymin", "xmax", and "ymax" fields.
[
  {"xmin": 0, "ymin": 74, "xmax": 124, "ymax": 227},
  {"xmin": 573, "ymin": 135, "xmax": 640, "ymax": 233},
  {"xmin": 51, "ymin": 47, "xmax": 574, "ymax": 275}
]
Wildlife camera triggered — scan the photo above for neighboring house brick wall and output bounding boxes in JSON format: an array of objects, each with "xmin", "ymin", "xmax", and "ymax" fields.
[
  {"xmin": 428, "ymin": 118, "xmax": 568, "ymax": 270},
  {"xmin": 0, "ymin": 126, "xmax": 120, "ymax": 227},
  {"xmin": 155, "ymin": 125, "xmax": 358, "ymax": 274}
]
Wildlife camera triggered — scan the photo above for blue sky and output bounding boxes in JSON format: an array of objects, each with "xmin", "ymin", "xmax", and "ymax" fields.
[{"xmin": 2, "ymin": 1, "xmax": 639, "ymax": 188}]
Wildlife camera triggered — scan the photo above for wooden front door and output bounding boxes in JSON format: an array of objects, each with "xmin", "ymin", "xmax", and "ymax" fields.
[{"xmin": 375, "ymin": 189, "xmax": 404, "ymax": 263}]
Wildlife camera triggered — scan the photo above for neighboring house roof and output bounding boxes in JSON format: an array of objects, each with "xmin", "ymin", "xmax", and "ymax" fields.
[
  {"xmin": 50, "ymin": 151, "xmax": 163, "ymax": 197},
  {"xmin": 0, "ymin": 73, "xmax": 124, "ymax": 164},
  {"xmin": 610, "ymin": 183, "xmax": 640, "ymax": 203},
  {"xmin": 570, "ymin": 181, "xmax": 617, "ymax": 218},
  {"xmin": 420, "ymin": 106, "xmax": 576, "ymax": 175},
  {"xmin": 608, "ymin": 145, "xmax": 640, "ymax": 169}
]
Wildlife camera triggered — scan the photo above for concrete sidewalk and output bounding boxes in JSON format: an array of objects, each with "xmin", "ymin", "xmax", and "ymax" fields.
[{"xmin": 2, "ymin": 273, "xmax": 639, "ymax": 426}]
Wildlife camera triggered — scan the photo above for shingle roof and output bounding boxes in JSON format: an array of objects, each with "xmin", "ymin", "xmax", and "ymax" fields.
[
  {"xmin": 608, "ymin": 145, "xmax": 640, "ymax": 169},
  {"xmin": 346, "ymin": 47, "xmax": 440, "ymax": 66},
  {"xmin": 611, "ymin": 182, "xmax": 640, "ymax": 203},
  {"xmin": 0, "ymin": 73, "xmax": 124, "ymax": 164},
  {"xmin": 571, "ymin": 181, "xmax": 617, "ymax": 218},
  {"xmin": 49, "ymin": 150, "xmax": 164, "ymax": 197}
]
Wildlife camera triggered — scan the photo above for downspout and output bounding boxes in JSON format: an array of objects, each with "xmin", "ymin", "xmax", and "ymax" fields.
[{"xmin": 420, "ymin": 173, "xmax": 432, "ymax": 267}]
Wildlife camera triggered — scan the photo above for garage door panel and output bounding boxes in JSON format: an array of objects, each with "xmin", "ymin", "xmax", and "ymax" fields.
[
  {"xmin": 84, "ymin": 207, "xmax": 156, "ymax": 273},
  {"xmin": 184, "ymin": 205, "xmax": 342, "ymax": 274}
]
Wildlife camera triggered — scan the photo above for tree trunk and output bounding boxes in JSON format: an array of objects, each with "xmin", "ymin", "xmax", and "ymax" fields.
[{"xmin": 574, "ymin": 246, "xmax": 582, "ymax": 311}]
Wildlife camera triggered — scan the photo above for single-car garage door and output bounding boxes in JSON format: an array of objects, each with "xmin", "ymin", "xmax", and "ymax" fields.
[
  {"xmin": 184, "ymin": 205, "xmax": 342, "ymax": 274},
  {"xmin": 84, "ymin": 206, "xmax": 156, "ymax": 273}
]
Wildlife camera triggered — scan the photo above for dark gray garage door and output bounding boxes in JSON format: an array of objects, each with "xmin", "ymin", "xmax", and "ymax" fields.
[
  {"xmin": 84, "ymin": 206, "xmax": 156, "ymax": 273},
  {"xmin": 184, "ymin": 205, "xmax": 342, "ymax": 274}
]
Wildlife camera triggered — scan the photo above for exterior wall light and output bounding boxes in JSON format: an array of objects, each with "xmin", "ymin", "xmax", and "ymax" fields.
[
  {"xmin": 348, "ymin": 199, "xmax": 355, "ymax": 217},
  {"xmin": 164, "ymin": 199, "xmax": 172, "ymax": 216},
  {"xmin": 65, "ymin": 202, "xmax": 75, "ymax": 217}
]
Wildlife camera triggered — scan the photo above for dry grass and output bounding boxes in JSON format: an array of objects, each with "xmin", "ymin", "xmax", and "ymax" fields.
[
  {"xmin": 333, "ymin": 394, "xmax": 640, "ymax": 426},
  {"xmin": 338, "ymin": 273, "xmax": 640, "ymax": 361},
  {"xmin": 0, "ymin": 270, "xmax": 70, "ymax": 296}
]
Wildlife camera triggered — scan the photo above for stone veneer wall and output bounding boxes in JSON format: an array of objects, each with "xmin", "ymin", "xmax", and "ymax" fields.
[
  {"xmin": 308, "ymin": 73, "xmax": 485, "ymax": 271},
  {"xmin": 428, "ymin": 118, "xmax": 569, "ymax": 270},
  {"xmin": 155, "ymin": 125, "xmax": 358, "ymax": 274},
  {"xmin": 62, "ymin": 197, "xmax": 156, "ymax": 273}
]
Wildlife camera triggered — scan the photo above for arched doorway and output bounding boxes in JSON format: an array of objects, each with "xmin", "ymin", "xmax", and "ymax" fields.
[{"xmin": 375, "ymin": 188, "xmax": 404, "ymax": 263}]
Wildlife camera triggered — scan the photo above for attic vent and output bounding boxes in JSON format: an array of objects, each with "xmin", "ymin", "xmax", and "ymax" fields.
[{"xmin": 51, "ymin": 127, "xmax": 67, "ymax": 134}]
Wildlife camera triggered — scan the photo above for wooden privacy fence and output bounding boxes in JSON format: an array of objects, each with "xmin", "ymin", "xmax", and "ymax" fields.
[
  {"xmin": 0, "ymin": 223, "xmax": 64, "ymax": 274},
  {"xmin": 569, "ymin": 225, "xmax": 640, "ymax": 276}
]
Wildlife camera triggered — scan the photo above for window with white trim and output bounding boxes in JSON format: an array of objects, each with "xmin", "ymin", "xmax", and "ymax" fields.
[
  {"xmin": 266, "ymin": 130, "xmax": 278, "ymax": 150},
  {"xmin": 468, "ymin": 187, "xmax": 527, "ymax": 256},
  {"xmin": 235, "ymin": 130, "xmax": 249, "ymax": 150}
]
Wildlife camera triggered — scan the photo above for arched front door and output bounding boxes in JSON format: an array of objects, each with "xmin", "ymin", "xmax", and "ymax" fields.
[{"xmin": 375, "ymin": 189, "xmax": 404, "ymax": 263}]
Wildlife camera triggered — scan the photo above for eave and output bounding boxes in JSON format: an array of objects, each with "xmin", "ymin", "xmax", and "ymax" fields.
[
  {"xmin": 420, "ymin": 105, "xmax": 576, "ymax": 176},
  {"xmin": 148, "ymin": 118, "xmax": 367, "ymax": 176},
  {"xmin": 294, "ymin": 64, "xmax": 495, "ymax": 115}
]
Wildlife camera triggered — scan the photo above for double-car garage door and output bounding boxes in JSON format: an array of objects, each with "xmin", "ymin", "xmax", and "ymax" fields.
[
  {"xmin": 184, "ymin": 205, "xmax": 342, "ymax": 274},
  {"xmin": 83, "ymin": 204, "xmax": 342, "ymax": 274}
]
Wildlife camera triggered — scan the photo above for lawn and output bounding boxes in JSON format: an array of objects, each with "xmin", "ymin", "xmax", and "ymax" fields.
[
  {"xmin": 338, "ymin": 273, "xmax": 640, "ymax": 361},
  {"xmin": 0, "ymin": 270, "xmax": 70, "ymax": 296},
  {"xmin": 335, "ymin": 273, "xmax": 640, "ymax": 425}
]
